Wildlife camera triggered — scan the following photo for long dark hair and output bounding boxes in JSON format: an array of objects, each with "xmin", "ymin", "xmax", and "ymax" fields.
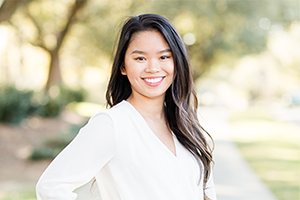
[{"xmin": 106, "ymin": 13, "xmax": 214, "ymax": 199}]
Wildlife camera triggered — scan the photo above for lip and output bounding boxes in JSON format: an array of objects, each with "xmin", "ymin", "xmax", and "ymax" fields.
[{"xmin": 142, "ymin": 76, "xmax": 165, "ymax": 87}]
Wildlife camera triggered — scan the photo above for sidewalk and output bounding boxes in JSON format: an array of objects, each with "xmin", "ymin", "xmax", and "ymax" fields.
[{"xmin": 198, "ymin": 107, "xmax": 278, "ymax": 200}]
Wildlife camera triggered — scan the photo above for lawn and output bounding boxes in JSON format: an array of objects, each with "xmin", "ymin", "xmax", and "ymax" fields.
[
  {"xmin": 0, "ymin": 190, "xmax": 36, "ymax": 200},
  {"xmin": 229, "ymin": 108, "xmax": 300, "ymax": 200}
]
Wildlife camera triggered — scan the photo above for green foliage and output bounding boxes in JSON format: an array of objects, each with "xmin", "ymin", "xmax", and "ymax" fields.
[
  {"xmin": 0, "ymin": 86, "xmax": 37, "ymax": 124},
  {"xmin": 75, "ymin": 0, "xmax": 298, "ymax": 79},
  {"xmin": 36, "ymin": 97, "xmax": 63, "ymax": 117},
  {"xmin": 36, "ymin": 86, "xmax": 86, "ymax": 117},
  {"xmin": 60, "ymin": 86, "xmax": 86, "ymax": 103},
  {"xmin": 0, "ymin": 85, "xmax": 86, "ymax": 123},
  {"xmin": 30, "ymin": 124, "xmax": 84, "ymax": 160},
  {"xmin": 7, "ymin": 0, "xmax": 296, "ymax": 85},
  {"xmin": 0, "ymin": 190, "xmax": 36, "ymax": 200}
]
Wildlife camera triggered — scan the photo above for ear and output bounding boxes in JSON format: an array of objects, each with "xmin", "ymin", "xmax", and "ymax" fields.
[{"xmin": 120, "ymin": 65, "xmax": 127, "ymax": 75}]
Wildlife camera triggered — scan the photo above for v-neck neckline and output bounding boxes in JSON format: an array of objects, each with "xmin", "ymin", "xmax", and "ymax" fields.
[{"xmin": 122, "ymin": 100, "xmax": 178, "ymax": 158}]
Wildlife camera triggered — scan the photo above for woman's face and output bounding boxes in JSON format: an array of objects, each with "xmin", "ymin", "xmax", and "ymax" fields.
[{"xmin": 122, "ymin": 30, "xmax": 174, "ymax": 102}]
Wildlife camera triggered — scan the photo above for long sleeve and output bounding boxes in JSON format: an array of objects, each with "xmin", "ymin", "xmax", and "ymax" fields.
[
  {"xmin": 205, "ymin": 169, "xmax": 217, "ymax": 200},
  {"xmin": 36, "ymin": 112, "xmax": 117, "ymax": 200}
]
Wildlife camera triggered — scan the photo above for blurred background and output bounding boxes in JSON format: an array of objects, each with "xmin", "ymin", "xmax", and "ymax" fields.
[{"xmin": 0, "ymin": 0, "xmax": 299, "ymax": 200}]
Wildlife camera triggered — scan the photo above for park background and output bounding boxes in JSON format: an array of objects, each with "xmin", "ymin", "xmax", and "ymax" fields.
[{"xmin": 0, "ymin": 0, "xmax": 299, "ymax": 199}]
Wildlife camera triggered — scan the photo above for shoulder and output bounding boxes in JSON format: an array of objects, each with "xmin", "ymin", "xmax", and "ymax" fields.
[
  {"xmin": 76, "ymin": 102, "xmax": 130, "ymax": 143},
  {"xmin": 88, "ymin": 100, "xmax": 130, "ymax": 126},
  {"xmin": 80, "ymin": 101, "xmax": 134, "ymax": 144}
]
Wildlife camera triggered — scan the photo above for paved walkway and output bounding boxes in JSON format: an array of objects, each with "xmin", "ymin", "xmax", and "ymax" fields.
[
  {"xmin": 75, "ymin": 107, "xmax": 278, "ymax": 200},
  {"xmin": 198, "ymin": 107, "xmax": 278, "ymax": 200}
]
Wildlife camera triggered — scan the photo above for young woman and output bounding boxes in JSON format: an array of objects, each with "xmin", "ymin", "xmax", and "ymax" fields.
[{"xmin": 36, "ymin": 14, "xmax": 216, "ymax": 200}]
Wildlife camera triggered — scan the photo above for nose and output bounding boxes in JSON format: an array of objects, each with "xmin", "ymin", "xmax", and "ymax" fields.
[{"xmin": 145, "ymin": 59, "xmax": 161, "ymax": 73}]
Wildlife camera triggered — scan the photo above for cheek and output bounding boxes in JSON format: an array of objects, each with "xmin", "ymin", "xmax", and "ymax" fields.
[
  {"xmin": 124, "ymin": 63, "xmax": 140, "ymax": 82},
  {"xmin": 123, "ymin": 59, "xmax": 134, "ymax": 76},
  {"xmin": 166, "ymin": 62, "xmax": 175, "ymax": 76}
]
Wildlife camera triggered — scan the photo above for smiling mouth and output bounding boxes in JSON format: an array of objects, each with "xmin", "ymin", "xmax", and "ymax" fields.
[
  {"xmin": 143, "ymin": 77, "xmax": 163, "ymax": 83},
  {"xmin": 142, "ymin": 77, "xmax": 165, "ymax": 86}
]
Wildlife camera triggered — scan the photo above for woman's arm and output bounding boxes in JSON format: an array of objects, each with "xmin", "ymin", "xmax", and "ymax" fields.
[{"xmin": 36, "ymin": 113, "xmax": 117, "ymax": 200}]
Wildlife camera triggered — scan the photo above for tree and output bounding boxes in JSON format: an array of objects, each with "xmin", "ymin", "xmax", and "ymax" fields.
[
  {"xmin": 28, "ymin": 0, "xmax": 87, "ymax": 91},
  {"xmin": 142, "ymin": 0, "xmax": 298, "ymax": 79},
  {"xmin": 0, "ymin": 0, "xmax": 31, "ymax": 23},
  {"xmin": 0, "ymin": 0, "xmax": 297, "ymax": 90},
  {"xmin": 0, "ymin": 0, "xmax": 87, "ymax": 91},
  {"xmin": 73, "ymin": 0, "xmax": 298, "ymax": 80}
]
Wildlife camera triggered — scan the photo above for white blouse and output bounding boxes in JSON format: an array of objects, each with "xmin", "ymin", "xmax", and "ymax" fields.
[{"xmin": 36, "ymin": 100, "xmax": 217, "ymax": 200}]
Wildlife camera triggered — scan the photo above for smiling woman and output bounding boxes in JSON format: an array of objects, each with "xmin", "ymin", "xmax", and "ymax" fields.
[
  {"xmin": 121, "ymin": 30, "xmax": 174, "ymax": 102},
  {"xmin": 36, "ymin": 14, "xmax": 216, "ymax": 200}
]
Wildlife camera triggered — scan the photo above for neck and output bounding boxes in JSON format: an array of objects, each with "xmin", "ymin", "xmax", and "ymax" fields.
[{"xmin": 126, "ymin": 95, "xmax": 165, "ymax": 120}]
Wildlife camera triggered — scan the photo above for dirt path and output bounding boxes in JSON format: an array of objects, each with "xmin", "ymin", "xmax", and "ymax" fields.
[{"xmin": 0, "ymin": 111, "xmax": 87, "ymax": 191}]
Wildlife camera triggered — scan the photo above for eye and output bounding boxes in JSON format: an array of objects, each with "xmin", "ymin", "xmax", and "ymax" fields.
[
  {"xmin": 160, "ymin": 55, "xmax": 171, "ymax": 60},
  {"xmin": 135, "ymin": 57, "xmax": 146, "ymax": 61}
]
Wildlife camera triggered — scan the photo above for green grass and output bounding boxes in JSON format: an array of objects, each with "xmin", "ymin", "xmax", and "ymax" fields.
[
  {"xmin": 230, "ymin": 108, "xmax": 300, "ymax": 200},
  {"xmin": 0, "ymin": 190, "xmax": 36, "ymax": 200}
]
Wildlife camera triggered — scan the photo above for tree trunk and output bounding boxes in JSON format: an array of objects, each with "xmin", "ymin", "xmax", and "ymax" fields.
[
  {"xmin": 0, "ymin": 0, "xmax": 31, "ymax": 23},
  {"xmin": 44, "ymin": 0, "xmax": 87, "ymax": 92},
  {"xmin": 45, "ymin": 50, "xmax": 61, "ymax": 91}
]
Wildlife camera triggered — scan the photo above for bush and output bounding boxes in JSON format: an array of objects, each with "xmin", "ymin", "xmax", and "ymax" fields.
[
  {"xmin": 0, "ymin": 86, "xmax": 38, "ymax": 124},
  {"xmin": 36, "ymin": 86, "xmax": 86, "ymax": 117},
  {"xmin": 0, "ymin": 85, "xmax": 86, "ymax": 123},
  {"xmin": 60, "ymin": 86, "xmax": 85, "ymax": 103},
  {"xmin": 30, "ymin": 124, "xmax": 84, "ymax": 160}
]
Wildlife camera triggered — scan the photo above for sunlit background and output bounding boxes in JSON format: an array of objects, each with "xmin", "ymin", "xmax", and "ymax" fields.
[{"xmin": 0, "ymin": 0, "xmax": 299, "ymax": 200}]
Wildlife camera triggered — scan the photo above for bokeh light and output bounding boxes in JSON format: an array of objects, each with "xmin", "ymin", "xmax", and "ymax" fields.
[{"xmin": 183, "ymin": 33, "xmax": 196, "ymax": 45}]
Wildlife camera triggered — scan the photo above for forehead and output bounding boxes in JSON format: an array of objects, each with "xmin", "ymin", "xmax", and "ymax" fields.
[{"xmin": 128, "ymin": 30, "xmax": 170, "ymax": 50}]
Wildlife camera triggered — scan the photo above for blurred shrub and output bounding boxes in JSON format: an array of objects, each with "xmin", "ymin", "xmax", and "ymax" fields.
[
  {"xmin": 0, "ymin": 85, "xmax": 86, "ymax": 123},
  {"xmin": 35, "ymin": 86, "xmax": 86, "ymax": 117},
  {"xmin": 0, "ymin": 86, "xmax": 38, "ymax": 124},
  {"xmin": 30, "ymin": 124, "xmax": 83, "ymax": 160},
  {"xmin": 60, "ymin": 86, "xmax": 85, "ymax": 103},
  {"xmin": 35, "ymin": 97, "xmax": 63, "ymax": 117}
]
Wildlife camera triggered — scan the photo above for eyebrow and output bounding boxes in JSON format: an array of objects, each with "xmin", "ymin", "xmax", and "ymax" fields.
[
  {"xmin": 130, "ymin": 48, "xmax": 171, "ymax": 55},
  {"xmin": 158, "ymin": 48, "xmax": 171, "ymax": 54},
  {"xmin": 131, "ymin": 50, "xmax": 146, "ymax": 55}
]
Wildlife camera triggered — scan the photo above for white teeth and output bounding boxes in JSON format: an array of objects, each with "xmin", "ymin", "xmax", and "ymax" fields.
[{"xmin": 144, "ymin": 77, "xmax": 163, "ymax": 83}]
